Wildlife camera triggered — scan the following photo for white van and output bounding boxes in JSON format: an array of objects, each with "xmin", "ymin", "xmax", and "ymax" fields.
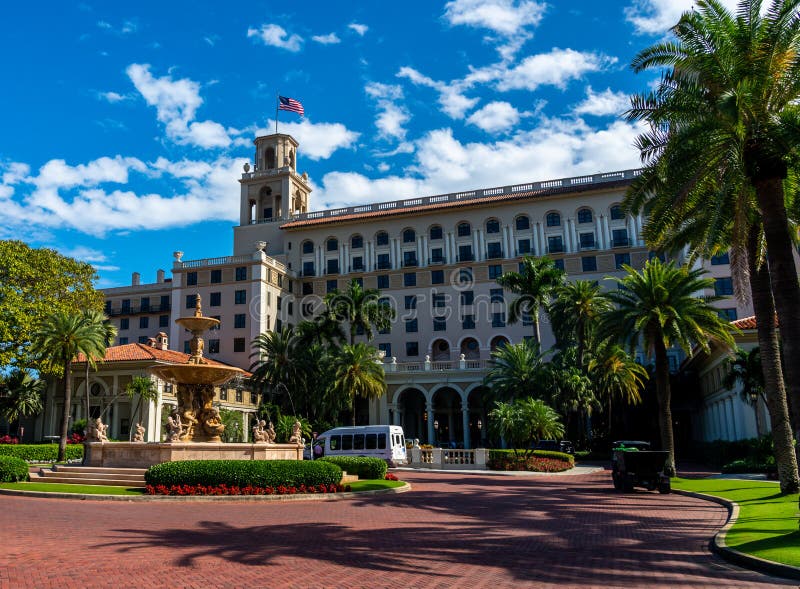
[{"xmin": 316, "ymin": 425, "xmax": 407, "ymax": 466}]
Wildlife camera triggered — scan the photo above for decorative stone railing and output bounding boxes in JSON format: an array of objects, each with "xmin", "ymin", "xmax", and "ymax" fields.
[
  {"xmin": 384, "ymin": 357, "xmax": 487, "ymax": 372},
  {"xmin": 408, "ymin": 448, "xmax": 489, "ymax": 470}
]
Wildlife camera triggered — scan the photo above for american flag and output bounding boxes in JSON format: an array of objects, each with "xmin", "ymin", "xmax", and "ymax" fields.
[{"xmin": 278, "ymin": 96, "xmax": 304, "ymax": 116}]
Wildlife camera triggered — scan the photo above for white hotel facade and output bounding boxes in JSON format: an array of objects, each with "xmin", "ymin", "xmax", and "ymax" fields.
[{"xmin": 101, "ymin": 132, "xmax": 755, "ymax": 448}]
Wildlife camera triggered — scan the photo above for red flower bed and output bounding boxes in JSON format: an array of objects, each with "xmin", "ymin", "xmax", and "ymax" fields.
[
  {"xmin": 384, "ymin": 473, "xmax": 399, "ymax": 481},
  {"xmin": 0, "ymin": 435, "xmax": 19, "ymax": 444},
  {"xmin": 67, "ymin": 433, "xmax": 85, "ymax": 444},
  {"xmin": 488, "ymin": 455, "xmax": 572, "ymax": 473},
  {"xmin": 145, "ymin": 482, "xmax": 352, "ymax": 496}
]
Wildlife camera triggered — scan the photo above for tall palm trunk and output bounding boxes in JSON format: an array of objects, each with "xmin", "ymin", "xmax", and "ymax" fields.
[
  {"xmin": 653, "ymin": 337, "xmax": 676, "ymax": 477},
  {"xmin": 533, "ymin": 313, "xmax": 541, "ymax": 344},
  {"xmin": 57, "ymin": 357, "xmax": 73, "ymax": 462},
  {"xmin": 747, "ymin": 229, "xmax": 799, "ymax": 494},
  {"xmin": 754, "ymin": 176, "xmax": 800, "ymax": 441}
]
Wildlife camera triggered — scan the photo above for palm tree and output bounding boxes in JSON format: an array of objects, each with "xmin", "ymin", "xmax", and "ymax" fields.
[
  {"xmin": 483, "ymin": 340, "xmax": 548, "ymax": 401},
  {"xmin": 488, "ymin": 398, "xmax": 564, "ymax": 456},
  {"xmin": 80, "ymin": 309, "xmax": 117, "ymax": 426},
  {"xmin": 588, "ymin": 344, "xmax": 648, "ymax": 434},
  {"xmin": 249, "ymin": 327, "xmax": 305, "ymax": 408},
  {"xmin": 324, "ymin": 279, "xmax": 395, "ymax": 345},
  {"xmin": 330, "ymin": 343, "xmax": 386, "ymax": 425},
  {"xmin": 33, "ymin": 310, "xmax": 108, "ymax": 461},
  {"xmin": 0, "ymin": 370, "xmax": 44, "ymax": 437},
  {"xmin": 544, "ymin": 348, "xmax": 598, "ymax": 446},
  {"xmin": 627, "ymin": 0, "xmax": 800, "ymax": 447},
  {"xmin": 125, "ymin": 376, "xmax": 159, "ymax": 440},
  {"xmin": 600, "ymin": 259, "xmax": 735, "ymax": 476},
  {"xmin": 549, "ymin": 280, "xmax": 612, "ymax": 369},
  {"xmin": 724, "ymin": 348, "xmax": 767, "ymax": 436},
  {"xmin": 496, "ymin": 255, "xmax": 564, "ymax": 342}
]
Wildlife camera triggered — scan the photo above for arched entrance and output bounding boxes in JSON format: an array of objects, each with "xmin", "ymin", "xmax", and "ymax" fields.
[
  {"xmin": 467, "ymin": 385, "xmax": 492, "ymax": 448},
  {"xmin": 460, "ymin": 337, "xmax": 480, "ymax": 359},
  {"xmin": 430, "ymin": 339, "xmax": 450, "ymax": 361},
  {"xmin": 396, "ymin": 388, "xmax": 427, "ymax": 443},
  {"xmin": 490, "ymin": 336, "xmax": 509, "ymax": 352},
  {"xmin": 432, "ymin": 387, "xmax": 463, "ymax": 447}
]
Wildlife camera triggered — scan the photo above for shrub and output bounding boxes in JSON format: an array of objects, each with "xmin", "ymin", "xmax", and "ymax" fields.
[
  {"xmin": 0, "ymin": 435, "xmax": 19, "ymax": 444},
  {"xmin": 0, "ymin": 455, "xmax": 30, "ymax": 482},
  {"xmin": 318, "ymin": 456, "xmax": 388, "ymax": 479},
  {"xmin": 488, "ymin": 450, "xmax": 573, "ymax": 472},
  {"xmin": 691, "ymin": 436, "xmax": 774, "ymax": 469},
  {"xmin": 488, "ymin": 449, "xmax": 574, "ymax": 465},
  {"xmin": 0, "ymin": 443, "xmax": 83, "ymax": 462},
  {"xmin": 145, "ymin": 460, "xmax": 342, "ymax": 488},
  {"xmin": 722, "ymin": 456, "xmax": 777, "ymax": 474}
]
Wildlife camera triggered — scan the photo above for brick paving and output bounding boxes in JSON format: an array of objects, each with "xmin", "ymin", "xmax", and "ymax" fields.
[{"xmin": 0, "ymin": 470, "xmax": 792, "ymax": 588}]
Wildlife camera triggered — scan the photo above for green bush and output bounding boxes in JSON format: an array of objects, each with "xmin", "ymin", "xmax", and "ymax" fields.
[
  {"xmin": 145, "ymin": 460, "xmax": 342, "ymax": 488},
  {"xmin": 722, "ymin": 456, "xmax": 777, "ymax": 474},
  {"xmin": 488, "ymin": 449, "xmax": 574, "ymax": 465},
  {"xmin": 318, "ymin": 456, "xmax": 388, "ymax": 479},
  {"xmin": 0, "ymin": 444, "xmax": 83, "ymax": 462},
  {"xmin": 692, "ymin": 436, "xmax": 774, "ymax": 469},
  {"xmin": 0, "ymin": 455, "xmax": 30, "ymax": 482}
]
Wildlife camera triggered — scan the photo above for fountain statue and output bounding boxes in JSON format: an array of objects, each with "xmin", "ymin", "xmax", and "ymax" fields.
[{"xmin": 150, "ymin": 295, "xmax": 243, "ymax": 442}]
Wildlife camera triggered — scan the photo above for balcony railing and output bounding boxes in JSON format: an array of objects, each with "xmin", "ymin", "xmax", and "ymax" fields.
[
  {"xmin": 547, "ymin": 245, "xmax": 565, "ymax": 254},
  {"xmin": 611, "ymin": 238, "xmax": 630, "ymax": 248},
  {"xmin": 457, "ymin": 253, "xmax": 475, "ymax": 262},
  {"xmin": 384, "ymin": 359, "xmax": 488, "ymax": 372},
  {"xmin": 109, "ymin": 303, "xmax": 171, "ymax": 316},
  {"xmin": 377, "ymin": 261, "xmax": 391, "ymax": 270},
  {"xmin": 428, "ymin": 257, "xmax": 445, "ymax": 265},
  {"xmin": 486, "ymin": 250, "xmax": 504, "ymax": 259}
]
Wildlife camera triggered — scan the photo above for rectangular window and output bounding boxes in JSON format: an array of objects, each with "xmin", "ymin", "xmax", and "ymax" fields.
[
  {"xmin": 430, "ymin": 248, "xmax": 444, "ymax": 264},
  {"xmin": 277, "ymin": 296, "xmax": 282, "ymax": 310},
  {"xmin": 457, "ymin": 223, "xmax": 471, "ymax": 237},
  {"xmin": 121, "ymin": 299, "xmax": 130, "ymax": 313},
  {"xmin": 718, "ymin": 308, "xmax": 738, "ymax": 321},
  {"xmin": 405, "ymin": 295, "xmax": 417, "ymax": 310},
  {"xmin": 220, "ymin": 388, "xmax": 228, "ymax": 401},
  {"xmin": 210, "ymin": 269, "xmax": 222, "ymax": 284},
  {"xmin": 235, "ymin": 389, "xmax": 243, "ymax": 403},
  {"xmin": 351, "ymin": 235, "xmax": 363, "ymax": 249},
  {"xmin": 461, "ymin": 291, "xmax": 474, "ymax": 306},
  {"xmin": 487, "ymin": 242, "xmax": 503, "ymax": 259},
  {"xmin": 553, "ymin": 259, "xmax": 565, "ymax": 271},
  {"xmin": 327, "ymin": 259, "xmax": 340, "ymax": 274},
  {"xmin": 159, "ymin": 315, "xmax": 169, "ymax": 327},
  {"xmin": 490, "ymin": 288, "xmax": 504, "ymax": 303},
  {"xmin": 326, "ymin": 280, "xmax": 338, "ymax": 293},
  {"xmin": 275, "ymin": 318, "xmax": 282, "ymax": 332},
  {"xmin": 138, "ymin": 336, "xmax": 148, "ymax": 344},
  {"xmin": 186, "ymin": 272, "xmax": 197, "ymax": 286},
  {"xmin": 403, "ymin": 251, "xmax": 418, "ymax": 267},
  {"xmin": 235, "ymin": 266, "xmax": 247, "ymax": 281},
  {"xmin": 118, "ymin": 337, "xmax": 128, "ymax": 345},
  {"xmin": 183, "ymin": 341, "xmax": 191, "ymax": 354},
  {"xmin": 433, "ymin": 317, "xmax": 446, "ymax": 331},
  {"xmin": 341, "ymin": 435, "xmax": 353, "ymax": 451},
  {"xmin": 160, "ymin": 295, "xmax": 170, "ymax": 310},
  {"xmin": 302, "ymin": 282, "xmax": 313, "ymax": 295},
  {"xmin": 404, "ymin": 272, "xmax": 416, "ymax": 287},
  {"xmin": 329, "ymin": 435, "xmax": 340, "ymax": 450},
  {"xmin": 517, "ymin": 239, "xmax": 531, "ymax": 255},
  {"xmin": 579, "ymin": 232, "xmax": 596, "ymax": 250},
  {"xmin": 612, "ymin": 229, "xmax": 629, "ymax": 248},
  {"xmin": 458, "ymin": 244, "xmax": 474, "ymax": 262},
  {"xmin": 210, "ymin": 315, "xmax": 221, "ymax": 330},
  {"xmin": 366, "ymin": 433, "xmax": 377, "ymax": 450},
  {"xmin": 302, "ymin": 261, "xmax": 315, "ymax": 277},
  {"xmin": 430, "ymin": 226, "xmax": 443, "ymax": 240},
  {"xmin": 488, "ymin": 264, "xmax": 503, "ymax": 280},
  {"xmin": 234, "ymin": 313, "xmax": 246, "ymax": 328},
  {"xmin": 431, "ymin": 269, "xmax": 444, "ymax": 285},
  {"xmin": 210, "ymin": 292, "xmax": 221, "ymax": 307},
  {"xmin": 234, "ymin": 290, "xmax": 246, "ymax": 304},
  {"xmin": 120, "ymin": 318, "xmax": 129, "ymax": 330},
  {"xmin": 615, "ymin": 253, "xmax": 630, "ymax": 269},
  {"xmin": 711, "ymin": 252, "xmax": 730, "ymax": 265},
  {"xmin": 458, "ymin": 268, "xmax": 472, "ymax": 283},
  {"xmin": 432, "ymin": 293, "xmax": 446, "ymax": 308},
  {"xmin": 233, "ymin": 338, "xmax": 246, "ymax": 353},
  {"xmin": 104, "ymin": 300, "xmax": 111, "ymax": 314},
  {"xmin": 378, "ymin": 342, "xmax": 392, "ymax": 358},
  {"xmin": 377, "ymin": 253, "xmax": 390, "ymax": 270},
  {"xmin": 582, "ymin": 256, "xmax": 597, "ymax": 272},
  {"xmin": 378, "ymin": 433, "xmax": 387, "ymax": 449},
  {"xmin": 140, "ymin": 297, "xmax": 150, "ymax": 312},
  {"xmin": 405, "ymin": 318, "xmax": 418, "ymax": 333},
  {"xmin": 548, "ymin": 235, "xmax": 564, "ymax": 253},
  {"xmin": 208, "ymin": 339, "xmax": 220, "ymax": 354},
  {"xmin": 376, "ymin": 232, "xmax": 389, "ymax": 246},
  {"xmin": 377, "ymin": 274, "xmax": 389, "ymax": 289},
  {"xmin": 462, "ymin": 315, "xmax": 476, "ymax": 329},
  {"xmin": 406, "ymin": 341, "xmax": 419, "ymax": 356},
  {"xmin": 492, "ymin": 311, "xmax": 506, "ymax": 327},
  {"xmin": 288, "ymin": 301, "xmax": 293, "ymax": 316},
  {"xmin": 714, "ymin": 277, "xmax": 734, "ymax": 296},
  {"xmin": 522, "ymin": 312, "xmax": 533, "ymax": 327},
  {"xmin": 139, "ymin": 316, "xmax": 149, "ymax": 329},
  {"xmin": 352, "ymin": 256, "xmax": 364, "ymax": 271}
]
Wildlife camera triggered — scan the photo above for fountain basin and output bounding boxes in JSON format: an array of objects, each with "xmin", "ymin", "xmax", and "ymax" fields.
[
  {"xmin": 84, "ymin": 442, "xmax": 303, "ymax": 468},
  {"xmin": 150, "ymin": 364, "xmax": 244, "ymax": 386}
]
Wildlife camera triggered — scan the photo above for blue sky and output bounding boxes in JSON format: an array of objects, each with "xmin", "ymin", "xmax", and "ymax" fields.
[{"xmin": 0, "ymin": 0, "xmax": 730, "ymax": 287}]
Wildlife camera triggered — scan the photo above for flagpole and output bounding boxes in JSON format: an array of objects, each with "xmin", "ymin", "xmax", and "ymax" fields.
[{"xmin": 275, "ymin": 95, "xmax": 279, "ymax": 134}]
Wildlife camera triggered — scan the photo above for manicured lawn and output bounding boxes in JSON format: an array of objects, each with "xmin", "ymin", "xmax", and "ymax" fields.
[
  {"xmin": 672, "ymin": 477, "xmax": 799, "ymax": 567},
  {"xmin": 346, "ymin": 480, "xmax": 406, "ymax": 492},
  {"xmin": 0, "ymin": 482, "xmax": 145, "ymax": 495}
]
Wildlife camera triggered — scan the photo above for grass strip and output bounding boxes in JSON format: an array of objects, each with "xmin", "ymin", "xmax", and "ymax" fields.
[
  {"xmin": 672, "ymin": 477, "xmax": 799, "ymax": 567},
  {"xmin": 346, "ymin": 480, "xmax": 406, "ymax": 492},
  {"xmin": 0, "ymin": 482, "xmax": 145, "ymax": 495}
]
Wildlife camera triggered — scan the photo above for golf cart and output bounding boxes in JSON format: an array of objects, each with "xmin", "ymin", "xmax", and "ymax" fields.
[{"xmin": 611, "ymin": 440, "xmax": 671, "ymax": 494}]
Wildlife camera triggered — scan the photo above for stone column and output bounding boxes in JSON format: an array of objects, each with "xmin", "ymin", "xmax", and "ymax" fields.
[
  {"xmin": 473, "ymin": 230, "xmax": 480, "ymax": 262},
  {"xmin": 390, "ymin": 238, "xmax": 398, "ymax": 269},
  {"xmin": 445, "ymin": 232, "xmax": 452, "ymax": 264},
  {"xmin": 426, "ymin": 401, "xmax": 435, "ymax": 445},
  {"xmin": 462, "ymin": 405, "xmax": 471, "ymax": 450},
  {"xmin": 595, "ymin": 216, "xmax": 604, "ymax": 249},
  {"xmin": 570, "ymin": 218, "xmax": 578, "ymax": 253},
  {"xmin": 417, "ymin": 236, "xmax": 424, "ymax": 267},
  {"xmin": 242, "ymin": 411, "xmax": 249, "ymax": 443}
]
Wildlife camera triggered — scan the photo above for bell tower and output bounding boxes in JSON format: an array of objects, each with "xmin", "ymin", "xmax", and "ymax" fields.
[{"xmin": 238, "ymin": 133, "xmax": 311, "ymax": 226}]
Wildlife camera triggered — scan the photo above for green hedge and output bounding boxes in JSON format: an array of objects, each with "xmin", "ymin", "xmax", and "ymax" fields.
[
  {"xmin": 318, "ymin": 456, "xmax": 388, "ymax": 479},
  {"xmin": 0, "ymin": 455, "xmax": 30, "ymax": 482},
  {"xmin": 722, "ymin": 456, "xmax": 776, "ymax": 474},
  {"xmin": 691, "ymin": 436, "xmax": 774, "ymax": 469},
  {"xmin": 489, "ymin": 449, "xmax": 574, "ymax": 465},
  {"xmin": 145, "ymin": 460, "xmax": 343, "ymax": 488},
  {"xmin": 0, "ymin": 444, "xmax": 83, "ymax": 462}
]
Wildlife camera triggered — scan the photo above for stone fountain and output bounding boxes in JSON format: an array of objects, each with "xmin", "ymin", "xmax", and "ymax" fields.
[{"xmin": 83, "ymin": 294, "xmax": 303, "ymax": 468}]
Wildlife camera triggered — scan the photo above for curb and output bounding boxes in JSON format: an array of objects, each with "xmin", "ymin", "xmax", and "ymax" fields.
[
  {"xmin": 393, "ymin": 466, "xmax": 603, "ymax": 476},
  {"xmin": 673, "ymin": 489, "xmax": 800, "ymax": 581},
  {"xmin": 0, "ymin": 482, "xmax": 411, "ymax": 503}
]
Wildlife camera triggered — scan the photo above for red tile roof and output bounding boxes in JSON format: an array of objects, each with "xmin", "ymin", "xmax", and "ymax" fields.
[
  {"xmin": 730, "ymin": 315, "xmax": 778, "ymax": 330},
  {"xmin": 280, "ymin": 179, "xmax": 632, "ymax": 229},
  {"xmin": 74, "ymin": 343, "xmax": 247, "ymax": 373}
]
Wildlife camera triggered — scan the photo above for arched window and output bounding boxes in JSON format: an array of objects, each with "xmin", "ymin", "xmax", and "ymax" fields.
[
  {"xmin": 546, "ymin": 212, "xmax": 561, "ymax": 227},
  {"xmin": 429, "ymin": 225, "xmax": 443, "ymax": 240},
  {"xmin": 264, "ymin": 147, "xmax": 276, "ymax": 169},
  {"xmin": 301, "ymin": 240, "xmax": 314, "ymax": 254},
  {"xmin": 490, "ymin": 336, "xmax": 509, "ymax": 351},
  {"xmin": 376, "ymin": 231, "xmax": 389, "ymax": 246},
  {"xmin": 351, "ymin": 235, "xmax": 363, "ymax": 249},
  {"xmin": 403, "ymin": 228, "xmax": 416, "ymax": 243},
  {"xmin": 327, "ymin": 238, "xmax": 338, "ymax": 252},
  {"xmin": 485, "ymin": 219, "xmax": 500, "ymax": 234},
  {"xmin": 577, "ymin": 208, "xmax": 593, "ymax": 224},
  {"xmin": 610, "ymin": 205, "xmax": 625, "ymax": 220},
  {"xmin": 515, "ymin": 215, "xmax": 530, "ymax": 231},
  {"xmin": 457, "ymin": 222, "xmax": 471, "ymax": 237}
]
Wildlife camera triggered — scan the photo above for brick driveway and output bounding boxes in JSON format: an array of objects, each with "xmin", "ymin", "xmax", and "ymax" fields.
[{"xmin": 0, "ymin": 470, "xmax": 791, "ymax": 588}]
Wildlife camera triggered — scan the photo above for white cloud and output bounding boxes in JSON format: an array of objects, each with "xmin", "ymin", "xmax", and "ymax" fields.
[
  {"xmin": 312, "ymin": 33, "xmax": 341, "ymax": 45},
  {"xmin": 397, "ymin": 66, "xmax": 479, "ymax": 120},
  {"xmin": 126, "ymin": 63, "xmax": 235, "ymax": 148},
  {"xmin": 2, "ymin": 162, "xmax": 30, "ymax": 185},
  {"xmin": 573, "ymin": 86, "xmax": 629, "ymax": 117},
  {"xmin": 58, "ymin": 245, "xmax": 109, "ymax": 263},
  {"xmin": 466, "ymin": 101, "xmax": 521, "ymax": 133},
  {"xmin": 497, "ymin": 48, "xmax": 616, "ymax": 91},
  {"xmin": 365, "ymin": 82, "xmax": 410, "ymax": 140},
  {"xmin": 260, "ymin": 119, "xmax": 359, "ymax": 160},
  {"xmin": 247, "ymin": 24, "xmax": 303, "ymax": 52},
  {"xmin": 97, "ymin": 19, "xmax": 138, "ymax": 35},
  {"xmin": 624, "ymin": 0, "xmax": 742, "ymax": 35},
  {"xmin": 443, "ymin": 0, "xmax": 546, "ymax": 36},
  {"xmin": 98, "ymin": 91, "xmax": 129, "ymax": 103},
  {"xmin": 348, "ymin": 23, "xmax": 368, "ymax": 36}
]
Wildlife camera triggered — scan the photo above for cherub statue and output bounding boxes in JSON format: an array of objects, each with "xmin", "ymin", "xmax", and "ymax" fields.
[
  {"xmin": 133, "ymin": 423, "xmax": 145, "ymax": 443},
  {"xmin": 288, "ymin": 420, "xmax": 303, "ymax": 445},
  {"xmin": 252, "ymin": 419, "xmax": 268, "ymax": 443},
  {"xmin": 87, "ymin": 417, "xmax": 109, "ymax": 442},
  {"xmin": 265, "ymin": 421, "xmax": 276, "ymax": 444},
  {"xmin": 166, "ymin": 410, "xmax": 183, "ymax": 442}
]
